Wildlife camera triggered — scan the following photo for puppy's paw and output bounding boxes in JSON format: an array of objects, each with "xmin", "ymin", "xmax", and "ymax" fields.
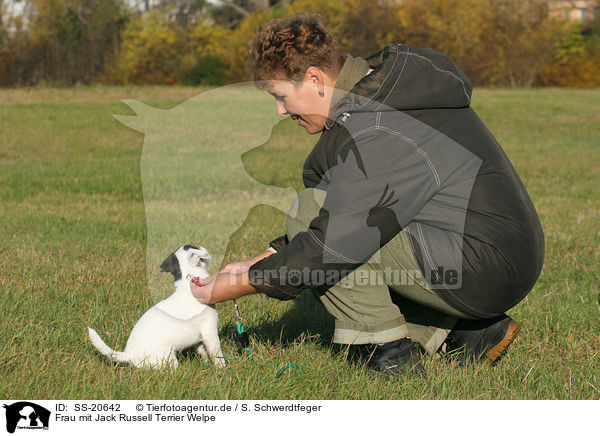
[{"xmin": 213, "ymin": 357, "xmax": 227, "ymax": 369}]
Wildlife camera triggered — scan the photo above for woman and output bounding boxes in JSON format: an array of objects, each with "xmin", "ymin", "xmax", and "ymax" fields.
[{"xmin": 191, "ymin": 13, "xmax": 545, "ymax": 375}]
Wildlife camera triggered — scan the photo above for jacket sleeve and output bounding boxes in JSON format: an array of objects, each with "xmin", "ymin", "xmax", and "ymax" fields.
[
  {"xmin": 249, "ymin": 121, "xmax": 439, "ymax": 300},
  {"xmin": 268, "ymin": 235, "xmax": 288, "ymax": 252}
]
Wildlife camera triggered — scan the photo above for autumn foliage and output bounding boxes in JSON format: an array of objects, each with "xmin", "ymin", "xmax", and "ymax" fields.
[{"xmin": 0, "ymin": 0, "xmax": 598, "ymax": 87}]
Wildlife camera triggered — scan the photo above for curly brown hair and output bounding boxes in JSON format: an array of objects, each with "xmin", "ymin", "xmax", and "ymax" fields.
[{"xmin": 246, "ymin": 12, "xmax": 345, "ymax": 87}]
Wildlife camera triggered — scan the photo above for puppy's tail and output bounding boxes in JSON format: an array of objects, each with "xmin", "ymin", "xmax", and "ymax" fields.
[{"xmin": 87, "ymin": 327, "xmax": 130, "ymax": 364}]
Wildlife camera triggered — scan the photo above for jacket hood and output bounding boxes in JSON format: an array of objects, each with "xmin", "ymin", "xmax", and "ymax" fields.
[{"xmin": 331, "ymin": 44, "xmax": 472, "ymax": 120}]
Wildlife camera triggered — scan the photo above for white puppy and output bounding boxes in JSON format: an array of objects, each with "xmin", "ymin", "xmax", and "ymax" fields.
[{"xmin": 88, "ymin": 244, "xmax": 225, "ymax": 370}]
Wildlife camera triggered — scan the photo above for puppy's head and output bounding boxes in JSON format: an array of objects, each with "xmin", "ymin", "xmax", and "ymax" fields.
[
  {"xmin": 183, "ymin": 244, "xmax": 211, "ymax": 269},
  {"xmin": 160, "ymin": 244, "xmax": 211, "ymax": 282}
]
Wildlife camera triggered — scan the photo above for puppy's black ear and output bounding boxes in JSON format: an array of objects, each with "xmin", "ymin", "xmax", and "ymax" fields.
[{"xmin": 160, "ymin": 252, "xmax": 182, "ymax": 281}]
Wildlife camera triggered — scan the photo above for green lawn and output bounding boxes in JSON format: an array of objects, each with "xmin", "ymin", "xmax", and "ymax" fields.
[{"xmin": 0, "ymin": 86, "xmax": 598, "ymax": 399}]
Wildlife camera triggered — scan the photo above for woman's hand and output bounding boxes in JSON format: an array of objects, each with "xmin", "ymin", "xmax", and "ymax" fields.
[
  {"xmin": 191, "ymin": 249, "xmax": 276, "ymax": 304},
  {"xmin": 191, "ymin": 271, "xmax": 256, "ymax": 304},
  {"xmin": 190, "ymin": 274, "xmax": 217, "ymax": 304},
  {"xmin": 221, "ymin": 249, "xmax": 276, "ymax": 274}
]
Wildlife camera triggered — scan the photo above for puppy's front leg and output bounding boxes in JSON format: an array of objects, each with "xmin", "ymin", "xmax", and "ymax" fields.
[
  {"xmin": 200, "ymin": 309, "xmax": 226, "ymax": 368},
  {"xmin": 203, "ymin": 334, "xmax": 226, "ymax": 368},
  {"xmin": 196, "ymin": 343, "xmax": 209, "ymax": 362}
]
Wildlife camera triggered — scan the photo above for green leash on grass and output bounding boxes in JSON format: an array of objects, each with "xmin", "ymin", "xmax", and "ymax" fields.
[{"xmin": 229, "ymin": 300, "xmax": 304, "ymax": 382}]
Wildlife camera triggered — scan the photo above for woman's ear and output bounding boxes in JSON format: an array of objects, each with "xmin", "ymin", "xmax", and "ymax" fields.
[
  {"xmin": 304, "ymin": 66, "xmax": 325, "ymax": 94},
  {"xmin": 304, "ymin": 66, "xmax": 337, "ymax": 98}
]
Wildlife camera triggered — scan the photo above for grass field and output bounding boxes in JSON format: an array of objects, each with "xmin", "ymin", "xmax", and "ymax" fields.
[{"xmin": 0, "ymin": 86, "xmax": 598, "ymax": 400}]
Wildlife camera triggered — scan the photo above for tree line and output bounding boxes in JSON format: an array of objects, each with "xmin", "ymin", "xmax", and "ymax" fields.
[{"xmin": 0, "ymin": 0, "xmax": 598, "ymax": 87}]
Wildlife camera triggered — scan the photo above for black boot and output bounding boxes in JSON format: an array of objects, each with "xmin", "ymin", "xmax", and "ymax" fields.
[
  {"xmin": 349, "ymin": 338, "xmax": 426, "ymax": 377},
  {"xmin": 444, "ymin": 314, "xmax": 521, "ymax": 363}
]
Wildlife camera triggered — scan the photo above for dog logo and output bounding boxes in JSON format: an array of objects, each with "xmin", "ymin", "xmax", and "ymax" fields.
[
  {"xmin": 113, "ymin": 82, "xmax": 479, "ymax": 295},
  {"xmin": 113, "ymin": 83, "xmax": 297, "ymax": 302},
  {"xmin": 2, "ymin": 402, "xmax": 50, "ymax": 433}
]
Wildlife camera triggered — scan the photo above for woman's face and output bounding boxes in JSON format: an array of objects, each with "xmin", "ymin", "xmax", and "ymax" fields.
[{"xmin": 266, "ymin": 74, "xmax": 331, "ymax": 135}]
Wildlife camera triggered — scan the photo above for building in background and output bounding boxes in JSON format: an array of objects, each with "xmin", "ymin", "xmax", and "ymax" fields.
[{"xmin": 548, "ymin": 0, "xmax": 596, "ymax": 22}]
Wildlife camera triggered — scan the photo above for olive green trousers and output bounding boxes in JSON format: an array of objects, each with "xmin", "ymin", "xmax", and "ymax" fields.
[{"xmin": 287, "ymin": 188, "xmax": 469, "ymax": 355}]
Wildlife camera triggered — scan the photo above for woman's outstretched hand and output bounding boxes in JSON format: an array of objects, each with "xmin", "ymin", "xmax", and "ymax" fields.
[
  {"xmin": 190, "ymin": 271, "xmax": 254, "ymax": 304},
  {"xmin": 191, "ymin": 249, "xmax": 275, "ymax": 304}
]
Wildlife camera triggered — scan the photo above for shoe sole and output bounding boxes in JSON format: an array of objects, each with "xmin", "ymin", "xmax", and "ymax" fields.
[{"xmin": 485, "ymin": 319, "xmax": 520, "ymax": 363}]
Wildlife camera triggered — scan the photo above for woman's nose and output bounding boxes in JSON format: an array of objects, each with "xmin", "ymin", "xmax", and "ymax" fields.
[{"xmin": 276, "ymin": 100, "xmax": 287, "ymax": 117}]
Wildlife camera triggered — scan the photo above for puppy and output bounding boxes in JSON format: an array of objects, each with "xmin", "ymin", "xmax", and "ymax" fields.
[{"xmin": 88, "ymin": 244, "xmax": 225, "ymax": 370}]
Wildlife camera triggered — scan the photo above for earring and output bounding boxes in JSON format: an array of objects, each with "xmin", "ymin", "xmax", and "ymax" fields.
[{"xmin": 319, "ymin": 90, "xmax": 324, "ymax": 97}]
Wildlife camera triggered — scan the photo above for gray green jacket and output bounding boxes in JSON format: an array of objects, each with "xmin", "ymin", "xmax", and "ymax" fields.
[{"xmin": 249, "ymin": 44, "xmax": 544, "ymax": 318}]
